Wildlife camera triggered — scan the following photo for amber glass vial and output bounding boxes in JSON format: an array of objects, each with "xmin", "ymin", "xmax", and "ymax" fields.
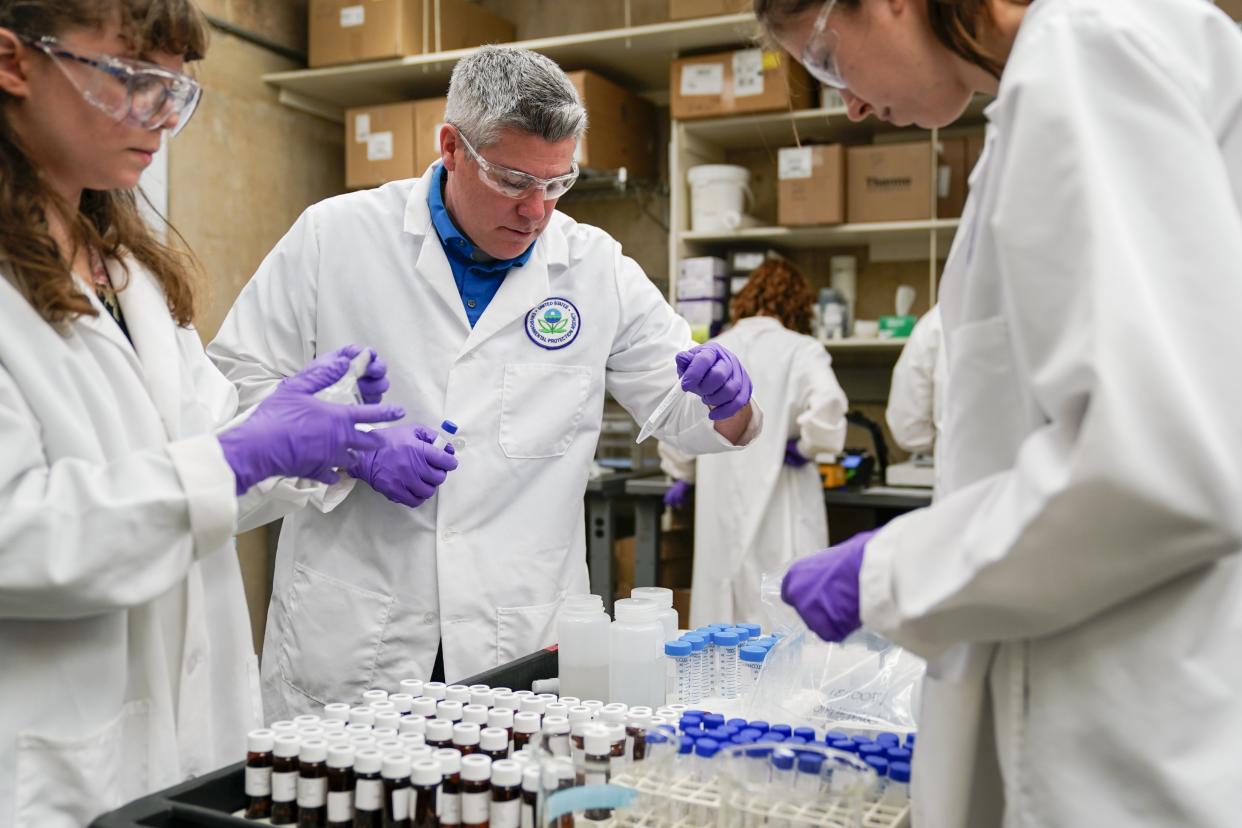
[
  {"xmin": 244, "ymin": 729, "xmax": 275, "ymax": 821},
  {"xmin": 270, "ymin": 734, "xmax": 301, "ymax": 826}
]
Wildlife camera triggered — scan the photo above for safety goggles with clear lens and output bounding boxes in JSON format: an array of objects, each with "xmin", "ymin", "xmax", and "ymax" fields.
[
  {"xmin": 801, "ymin": 0, "xmax": 846, "ymax": 89},
  {"xmin": 21, "ymin": 35, "xmax": 202, "ymax": 137},
  {"xmin": 454, "ymin": 126, "xmax": 579, "ymax": 200}
]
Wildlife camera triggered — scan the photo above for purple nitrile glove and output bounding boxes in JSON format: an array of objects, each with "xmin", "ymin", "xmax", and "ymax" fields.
[
  {"xmin": 675, "ymin": 342, "xmax": 753, "ymax": 421},
  {"xmin": 348, "ymin": 424, "xmax": 460, "ymax": 508},
  {"xmin": 781, "ymin": 529, "xmax": 879, "ymax": 642},
  {"xmin": 784, "ymin": 438, "xmax": 810, "ymax": 468},
  {"xmin": 217, "ymin": 347, "xmax": 405, "ymax": 495},
  {"xmin": 356, "ymin": 350, "xmax": 390, "ymax": 404},
  {"xmin": 663, "ymin": 479, "xmax": 692, "ymax": 509}
]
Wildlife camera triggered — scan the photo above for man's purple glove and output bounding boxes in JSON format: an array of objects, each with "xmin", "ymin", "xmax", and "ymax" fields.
[
  {"xmin": 356, "ymin": 350, "xmax": 390, "ymax": 404},
  {"xmin": 675, "ymin": 342, "xmax": 752, "ymax": 421},
  {"xmin": 784, "ymin": 438, "xmax": 810, "ymax": 467},
  {"xmin": 663, "ymin": 479, "xmax": 692, "ymax": 509},
  {"xmin": 348, "ymin": 424, "xmax": 459, "ymax": 508},
  {"xmin": 781, "ymin": 529, "xmax": 879, "ymax": 642},
  {"xmin": 218, "ymin": 347, "xmax": 404, "ymax": 495}
]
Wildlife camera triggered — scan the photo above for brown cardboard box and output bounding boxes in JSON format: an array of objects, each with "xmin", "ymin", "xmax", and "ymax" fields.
[
  {"xmin": 345, "ymin": 98, "xmax": 445, "ymax": 189},
  {"xmin": 847, "ymin": 141, "xmax": 933, "ymax": 223},
  {"xmin": 567, "ymin": 71, "xmax": 657, "ymax": 179},
  {"xmin": 671, "ymin": 49, "xmax": 813, "ymax": 120},
  {"xmin": 778, "ymin": 144, "xmax": 845, "ymax": 226},
  {"xmin": 310, "ymin": 0, "xmax": 424, "ymax": 67},
  {"xmin": 936, "ymin": 137, "xmax": 967, "ymax": 219},
  {"xmin": 672, "ymin": 589, "xmax": 691, "ymax": 630},
  {"xmin": 614, "ymin": 534, "xmax": 695, "ymax": 598},
  {"xmin": 669, "ymin": 0, "xmax": 749, "ymax": 19},
  {"xmin": 431, "ymin": 0, "xmax": 515, "ymax": 52}
]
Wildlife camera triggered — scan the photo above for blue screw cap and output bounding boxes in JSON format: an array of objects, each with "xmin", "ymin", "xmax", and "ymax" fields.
[
  {"xmin": 865, "ymin": 756, "xmax": 890, "ymax": 777},
  {"xmin": 794, "ymin": 727, "xmax": 816, "ymax": 742},
  {"xmin": 797, "ymin": 753, "xmax": 825, "ymax": 775},
  {"xmin": 770, "ymin": 724, "xmax": 792, "ymax": 738},
  {"xmin": 739, "ymin": 645, "xmax": 767, "ymax": 664},
  {"xmin": 665, "ymin": 641, "xmax": 692, "ymax": 657},
  {"xmin": 678, "ymin": 736, "xmax": 694, "ymax": 755},
  {"xmin": 889, "ymin": 761, "xmax": 912, "ymax": 783},
  {"xmin": 712, "ymin": 631, "xmax": 740, "ymax": 647},
  {"xmin": 440, "ymin": 420, "xmax": 458, "ymax": 434},
  {"xmin": 694, "ymin": 738, "xmax": 720, "ymax": 758},
  {"xmin": 770, "ymin": 749, "xmax": 796, "ymax": 771}
]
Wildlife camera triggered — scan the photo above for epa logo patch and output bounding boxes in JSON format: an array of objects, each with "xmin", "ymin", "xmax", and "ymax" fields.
[{"xmin": 526, "ymin": 297, "xmax": 581, "ymax": 350}]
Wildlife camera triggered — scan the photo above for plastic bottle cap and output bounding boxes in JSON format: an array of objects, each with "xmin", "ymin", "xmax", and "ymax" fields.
[
  {"xmin": 400, "ymin": 679, "xmax": 425, "ymax": 697},
  {"xmin": 274, "ymin": 734, "xmax": 302, "ymax": 758},
  {"xmin": 490, "ymin": 759, "xmax": 521, "ymax": 788},
  {"xmin": 680, "ymin": 635, "xmax": 706, "ymax": 652},
  {"xmin": 886, "ymin": 747, "xmax": 913, "ymax": 763},
  {"xmin": 408, "ymin": 746, "xmax": 434, "ymax": 763},
  {"xmin": 441, "ymin": 420, "xmax": 458, "ymax": 435},
  {"xmin": 363, "ymin": 690, "xmax": 388, "ymax": 703},
  {"xmin": 794, "ymin": 727, "xmax": 817, "ymax": 742},
  {"xmin": 583, "ymin": 725, "xmax": 611, "ymax": 756},
  {"xmin": 889, "ymin": 761, "xmax": 912, "ymax": 783},
  {"xmin": 613, "ymin": 598, "xmax": 659, "ymax": 623},
  {"xmin": 741, "ymin": 623, "xmax": 761, "ymax": 636},
  {"xmin": 412, "ymin": 759, "xmax": 443, "ymax": 786},
  {"xmin": 545, "ymin": 703, "xmax": 570, "ymax": 718},
  {"xmin": 488, "ymin": 709, "xmax": 514, "ymax": 730},
  {"xmin": 400, "ymin": 717, "xmax": 427, "ymax": 736},
  {"xmin": 543, "ymin": 716, "xmax": 570, "ymax": 735},
  {"xmin": 328, "ymin": 744, "xmax": 356, "ymax": 768},
  {"xmin": 797, "ymin": 754, "xmax": 825, "ymax": 775},
  {"xmin": 771, "ymin": 749, "xmax": 796, "ymax": 771},
  {"xmin": 770, "ymin": 724, "xmax": 792, "ymax": 738},
  {"xmin": 566, "ymin": 706, "xmax": 592, "ymax": 723},
  {"xmin": 519, "ymin": 696, "xmax": 547, "ymax": 715},
  {"xmin": 452, "ymin": 723, "xmax": 481, "ymax": 746},
  {"xmin": 712, "ymin": 631, "xmax": 740, "ymax": 647},
  {"xmin": 738, "ymin": 729, "xmax": 763, "ymax": 741},
  {"xmin": 435, "ymin": 748, "xmax": 462, "ymax": 774},
  {"xmin": 387, "ymin": 694, "xmax": 414, "ymax": 714},
  {"xmin": 664, "ymin": 640, "xmax": 692, "ymax": 657},
  {"xmin": 350, "ymin": 735, "xmax": 377, "ymax": 748},
  {"xmin": 248, "ymin": 729, "xmax": 275, "ymax": 753},
  {"xmin": 866, "ymin": 756, "xmax": 890, "ymax": 777},
  {"xmin": 480, "ymin": 727, "xmax": 509, "ymax": 752},
  {"xmin": 437, "ymin": 701, "xmax": 464, "ymax": 721},
  {"xmin": 762, "ymin": 733, "xmax": 786, "ymax": 744},
  {"xmin": 410, "ymin": 698, "xmax": 438, "ymax": 718},
  {"xmin": 355, "ymin": 749, "xmax": 383, "ymax": 775},
  {"xmin": 626, "ymin": 711, "xmax": 652, "ymax": 727},
  {"xmin": 729, "ymin": 626, "xmax": 752, "ymax": 640},
  {"xmin": 630, "ymin": 587, "xmax": 674, "ymax": 608},
  {"xmin": 746, "ymin": 744, "xmax": 773, "ymax": 759},
  {"xmin": 747, "ymin": 721, "xmax": 770, "ymax": 733},
  {"xmin": 271, "ymin": 721, "xmax": 298, "ymax": 732},
  {"xmin": 370, "ymin": 701, "xmax": 396, "ymax": 714},
  {"xmin": 678, "ymin": 736, "xmax": 694, "ymax": 755},
  {"xmin": 600, "ymin": 705, "xmax": 628, "ymax": 724},
  {"xmin": 446, "ymin": 685, "xmax": 471, "ymax": 703},
  {"xmin": 830, "ymin": 739, "xmax": 857, "ymax": 753},
  {"xmin": 462, "ymin": 704, "xmax": 489, "ymax": 725},
  {"xmin": 826, "ymin": 730, "xmax": 850, "ymax": 742},
  {"xmin": 513, "ymin": 712, "xmax": 541, "ymax": 734},
  {"xmin": 461, "ymin": 754, "xmax": 492, "ymax": 781},
  {"xmin": 493, "ymin": 692, "xmax": 519, "ymax": 712},
  {"xmin": 401, "ymin": 733, "xmax": 427, "ymax": 748},
  {"xmin": 876, "ymin": 732, "xmax": 901, "ymax": 748},
  {"xmin": 470, "ymin": 689, "xmax": 496, "ymax": 708},
  {"xmin": 424, "ymin": 683, "xmax": 448, "ymax": 701},
  {"xmin": 581, "ymin": 700, "xmax": 605, "ymax": 710},
  {"xmin": 383, "ymin": 754, "xmax": 413, "ymax": 779},
  {"xmin": 906, "ymin": 733, "xmax": 917, "ymax": 747},
  {"xmin": 322, "ymin": 703, "xmax": 352, "ymax": 722},
  {"xmin": 349, "ymin": 707, "xmax": 376, "ymax": 726},
  {"xmin": 694, "ymin": 738, "xmax": 720, "ymax": 758},
  {"xmin": 375, "ymin": 712, "xmax": 402, "ymax": 731},
  {"xmin": 376, "ymin": 739, "xmax": 405, "ymax": 754},
  {"xmin": 703, "ymin": 714, "xmax": 725, "ymax": 728},
  {"xmin": 859, "ymin": 744, "xmax": 884, "ymax": 757},
  {"xmin": 426, "ymin": 720, "xmax": 454, "ymax": 742}
]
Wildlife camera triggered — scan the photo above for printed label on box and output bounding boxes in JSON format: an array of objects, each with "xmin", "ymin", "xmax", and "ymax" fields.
[
  {"xmin": 733, "ymin": 49, "xmax": 765, "ymax": 97},
  {"xmin": 779, "ymin": 147, "xmax": 814, "ymax": 180},
  {"xmin": 339, "ymin": 5, "xmax": 365, "ymax": 27},
  {"xmin": 367, "ymin": 131, "xmax": 394, "ymax": 162},
  {"xmin": 354, "ymin": 113, "xmax": 371, "ymax": 143},
  {"xmin": 680, "ymin": 63, "xmax": 725, "ymax": 96}
]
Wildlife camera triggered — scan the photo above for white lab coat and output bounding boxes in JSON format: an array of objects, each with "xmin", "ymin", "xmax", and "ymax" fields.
[
  {"xmin": 660, "ymin": 317, "xmax": 847, "ymax": 627},
  {"xmin": 208, "ymin": 166, "xmax": 762, "ymax": 720},
  {"xmin": 857, "ymin": 0, "xmax": 1242, "ymax": 825},
  {"xmin": 885, "ymin": 305, "xmax": 946, "ymax": 491},
  {"xmin": 0, "ymin": 261, "xmax": 262, "ymax": 826}
]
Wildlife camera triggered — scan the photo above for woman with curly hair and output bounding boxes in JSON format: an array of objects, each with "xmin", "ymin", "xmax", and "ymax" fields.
[{"xmin": 661, "ymin": 258, "xmax": 848, "ymax": 626}]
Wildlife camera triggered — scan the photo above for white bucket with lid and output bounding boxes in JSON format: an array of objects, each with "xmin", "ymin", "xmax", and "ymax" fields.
[{"xmin": 687, "ymin": 164, "xmax": 752, "ymax": 233}]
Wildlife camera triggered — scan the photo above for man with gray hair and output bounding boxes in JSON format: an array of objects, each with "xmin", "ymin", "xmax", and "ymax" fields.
[{"xmin": 209, "ymin": 46, "xmax": 762, "ymax": 718}]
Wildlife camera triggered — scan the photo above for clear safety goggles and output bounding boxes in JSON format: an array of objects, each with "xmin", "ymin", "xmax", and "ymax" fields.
[
  {"xmin": 454, "ymin": 126, "xmax": 579, "ymax": 200},
  {"xmin": 801, "ymin": 0, "xmax": 846, "ymax": 90},
  {"xmin": 21, "ymin": 35, "xmax": 202, "ymax": 137}
]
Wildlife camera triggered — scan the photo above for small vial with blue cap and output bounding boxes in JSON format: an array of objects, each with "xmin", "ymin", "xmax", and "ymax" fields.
[
  {"xmin": 865, "ymin": 756, "xmax": 890, "ymax": 799},
  {"xmin": 770, "ymin": 747, "xmax": 796, "ymax": 791},
  {"xmin": 712, "ymin": 630, "xmax": 741, "ymax": 699},
  {"xmin": 664, "ymin": 640, "xmax": 694, "ymax": 705},
  {"xmin": 738, "ymin": 645, "xmax": 767, "ymax": 696},
  {"xmin": 433, "ymin": 420, "xmax": 458, "ymax": 451},
  {"xmin": 882, "ymin": 761, "xmax": 911, "ymax": 808},
  {"xmin": 795, "ymin": 752, "xmax": 825, "ymax": 794}
]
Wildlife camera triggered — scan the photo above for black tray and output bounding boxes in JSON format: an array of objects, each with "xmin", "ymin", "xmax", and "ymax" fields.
[{"xmin": 90, "ymin": 647, "xmax": 559, "ymax": 827}]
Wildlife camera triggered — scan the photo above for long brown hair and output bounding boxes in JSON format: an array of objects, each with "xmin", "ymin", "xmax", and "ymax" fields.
[
  {"xmin": 753, "ymin": 0, "xmax": 1032, "ymax": 79},
  {"xmin": 0, "ymin": 0, "xmax": 208, "ymax": 330},
  {"xmin": 730, "ymin": 258, "xmax": 815, "ymax": 335}
]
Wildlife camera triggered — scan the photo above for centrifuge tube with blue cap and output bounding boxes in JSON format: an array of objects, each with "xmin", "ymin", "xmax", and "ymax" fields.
[
  {"xmin": 795, "ymin": 753, "xmax": 825, "ymax": 794},
  {"xmin": 712, "ymin": 630, "xmax": 740, "ymax": 699},
  {"xmin": 664, "ymin": 641, "xmax": 693, "ymax": 705},
  {"xmin": 882, "ymin": 761, "xmax": 911, "ymax": 808},
  {"xmin": 865, "ymin": 756, "xmax": 890, "ymax": 798},
  {"xmin": 433, "ymin": 420, "xmax": 458, "ymax": 451}
]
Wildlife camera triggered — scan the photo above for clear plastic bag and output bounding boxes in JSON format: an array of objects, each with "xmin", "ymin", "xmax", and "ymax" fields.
[{"xmin": 745, "ymin": 572, "xmax": 925, "ymax": 734}]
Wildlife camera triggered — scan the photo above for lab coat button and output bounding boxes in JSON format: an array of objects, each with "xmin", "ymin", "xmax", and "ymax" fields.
[
  {"xmin": 454, "ymin": 437, "xmax": 466, "ymax": 451},
  {"xmin": 441, "ymin": 528, "xmax": 458, "ymax": 542}
]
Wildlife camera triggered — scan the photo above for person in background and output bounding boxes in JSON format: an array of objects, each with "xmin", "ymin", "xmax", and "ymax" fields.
[
  {"xmin": 0, "ymin": 1, "xmax": 405, "ymax": 824},
  {"xmin": 208, "ymin": 45, "xmax": 761, "ymax": 721},
  {"xmin": 763, "ymin": 0, "xmax": 1242, "ymax": 825},
  {"xmin": 884, "ymin": 304, "xmax": 945, "ymax": 492},
  {"xmin": 661, "ymin": 259, "xmax": 847, "ymax": 627}
]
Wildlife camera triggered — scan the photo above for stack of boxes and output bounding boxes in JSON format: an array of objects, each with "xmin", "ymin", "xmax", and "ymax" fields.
[{"xmin": 676, "ymin": 257, "xmax": 729, "ymax": 343}]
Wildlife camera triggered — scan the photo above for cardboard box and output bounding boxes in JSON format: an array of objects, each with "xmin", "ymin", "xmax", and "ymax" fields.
[
  {"xmin": 669, "ymin": 0, "xmax": 749, "ymax": 19},
  {"xmin": 847, "ymin": 142, "xmax": 933, "ymax": 223},
  {"xmin": 778, "ymin": 144, "xmax": 845, "ymax": 226},
  {"xmin": 613, "ymin": 535, "xmax": 695, "ymax": 598},
  {"xmin": 345, "ymin": 97, "xmax": 444, "ymax": 189},
  {"xmin": 310, "ymin": 0, "xmax": 421, "ymax": 67},
  {"xmin": 677, "ymin": 256, "xmax": 727, "ymax": 301},
  {"xmin": 936, "ymin": 137, "xmax": 967, "ymax": 218},
  {"xmin": 672, "ymin": 588, "xmax": 691, "ymax": 630},
  {"xmin": 671, "ymin": 49, "xmax": 813, "ymax": 120},
  {"xmin": 310, "ymin": 0, "xmax": 514, "ymax": 68},
  {"xmin": 567, "ymin": 71, "xmax": 657, "ymax": 179}
]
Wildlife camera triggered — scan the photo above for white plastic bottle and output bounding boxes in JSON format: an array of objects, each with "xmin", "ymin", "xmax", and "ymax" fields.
[
  {"xmin": 609, "ymin": 598, "xmax": 665, "ymax": 707},
  {"xmin": 557, "ymin": 594, "xmax": 611, "ymax": 701},
  {"xmin": 630, "ymin": 587, "xmax": 679, "ymax": 641},
  {"xmin": 315, "ymin": 348, "xmax": 373, "ymax": 405}
]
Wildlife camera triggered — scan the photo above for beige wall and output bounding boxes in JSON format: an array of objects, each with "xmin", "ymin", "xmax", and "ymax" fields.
[{"xmin": 171, "ymin": 1, "xmax": 344, "ymax": 656}]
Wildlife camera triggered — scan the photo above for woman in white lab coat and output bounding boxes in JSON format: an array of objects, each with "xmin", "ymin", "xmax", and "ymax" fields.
[
  {"xmin": 0, "ymin": 3, "xmax": 401, "ymax": 824},
  {"xmin": 763, "ymin": 0, "xmax": 1242, "ymax": 825},
  {"xmin": 884, "ymin": 304, "xmax": 945, "ymax": 492},
  {"xmin": 662, "ymin": 259, "xmax": 848, "ymax": 627}
]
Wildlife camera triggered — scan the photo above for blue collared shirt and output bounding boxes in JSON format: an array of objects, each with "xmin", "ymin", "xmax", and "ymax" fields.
[{"xmin": 427, "ymin": 164, "xmax": 535, "ymax": 327}]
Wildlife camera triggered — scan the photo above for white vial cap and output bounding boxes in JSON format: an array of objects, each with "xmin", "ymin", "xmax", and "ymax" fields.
[
  {"xmin": 323, "ymin": 703, "xmax": 352, "ymax": 722},
  {"xmin": 584, "ymin": 725, "xmax": 611, "ymax": 757},
  {"xmin": 581, "ymin": 700, "xmax": 605, "ymax": 712},
  {"xmin": 513, "ymin": 712, "xmax": 541, "ymax": 734},
  {"xmin": 376, "ymin": 739, "xmax": 405, "ymax": 754},
  {"xmin": 363, "ymin": 689, "xmax": 389, "ymax": 704},
  {"xmin": 536, "ymin": 694, "xmax": 558, "ymax": 703},
  {"xmin": 349, "ymin": 707, "xmax": 376, "ymax": 727},
  {"xmin": 322, "ymin": 720, "xmax": 347, "ymax": 733},
  {"xmin": 491, "ymin": 687, "xmax": 513, "ymax": 696},
  {"xmin": 566, "ymin": 706, "xmax": 592, "ymax": 724},
  {"xmin": 294, "ymin": 714, "xmax": 321, "ymax": 726},
  {"xmin": 375, "ymin": 712, "xmax": 403, "ymax": 731},
  {"xmin": 298, "ymin": 727, "xmax": 325, "ymax": 739},
  {"xmin": 435, "ymin": 748, "xmax": 462, "ymax": 774},
  {"xmin": 462, "ymin": 704, "xmax": 489, "ymax": 725},
  {"xmin": 423, "ymin": 682, "xmax": 448, "ymax": 701},
  {"xmin": 488, "ymin": 709, "xmax": 514, "ymax": 730},
  {"xmin": 372, "ymin": 728, "xmax": 399, "ymax": 740},
  {"xmin": 600, "ymin": 704, "xmax": 628, "ymax": 724},
  {"xmin": 542, "ymin": 716, "xmax": 570, "ymax": 736},
  {"xmin": 355, "ymin": 748, "xmax": 383, "ymax": 775},
  {"xmin": 426, "ymin": 720, "xmax": 454, "ymax": 743},
  {"xmin": 519, "ymin": 696, "xmax": 546, "ymax": 716},
  {"xmin": 470, "ymin": 688, "xmax": 496, "ymax": 708},
  {"xmin": 492, "ymin": 692, "xmax": 519, "ymax": 712},
  {"xmin": 557, "ymin": 697, "xmax": 581, "ymax": 707},
  {"xmin": 407, "ymin": 746, "xmax": 434, "ymax": 763},
  {"xmin": 350, "ymin": 735, "xmax": 377, "ymax": 749},
  {"xmin": 388, "ymin": 694, "xmax": 414, "ymax": 714},
  {"xmin": 491, "ymin": 759, "xmax": 521, "ymax": 788},
  {"xmin": 382, "ymin": 753, "xmax": 412, "ymax": 779},
  {"xmin": 627, "ymin": 711, "xmax": 653, "ymax": 727},
  {"xmin": 400, "ymin": 716, "xmax": 427, "ymax": 737},
  {"xmin": 613, "ymin": 598, "xmax": 659, "ymax": 623},
  {"xmin": 480, "ymin": 727, "xmax": 509, "ymax": 753},
  {"xmin": 461, "ymin": 754, "xmax": 492, "ymax": 782},
  {"xmin": 248, "ymin": 729, "xmax": 275, "ymax": 753},
  {"xmin": 270, "ymin": 720, "xmax": 298, "ymax": 733},
  {"xmin": 522, "ymin": 764, "xmax": 541, "ymax": 792},
  {"xmin": 445, "ymin": 685, "xmax": 472, "ymax": 704},
  {"xmin": 437, "ymin": 701, "xmax": 464, "ymax": 722},
  {"xmin": 346, "ymin": 723, "xmax": 373, "ymax": 735},
  {"xmin": 401, "ymin": 733, "xmax": 427, "ymax": 748},
  {"xmin": 275, "ymin": 734, "xmax": 302, "ymax": 759},
  {"xmin": 399, "ymin": 679, "xmax": 426, "ymax": 698},
  {"xmin": 299, "ymin": 739, "xmax": 328, "ymax": 764},
  {"xmin": 370, "ymin": 700, "xmax": 396, "ymax": 714},
  {"xmin": 512, "ymin": 690, "xmax": 534, "ymax": 699},
  {"xmin": 328, "ymin": 744, "xmax": 356, "ymax": 769},
  {"xmin": 545, "ymin": 702, "xmax": 570, "ymax": 718},
  {"xmin": 453, "ymin": 723, "xmax": 481, "ymax": 746},
  {"xmin": 410, "ymin": 698, "xmax": 438, "ymax": 718},
  {"xmin": 412, "ymin": 759, "xmax": 443, "ymax": 786}
]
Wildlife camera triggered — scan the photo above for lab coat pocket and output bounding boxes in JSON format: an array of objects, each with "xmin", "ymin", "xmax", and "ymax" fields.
[
  {"xmin": 14, "ymin": 699, "xmax": 151, "ymax": 827},
  {"xmin": 276, "ymin": 563, "xmax": 393, "ymax": 707},
  {"xmin": 499, "ymin": 363, "xmax": 591, "ymax": 459},
  {"xmin": 496, "ymin": 590, "xmax": 566, "ymax": 666}
]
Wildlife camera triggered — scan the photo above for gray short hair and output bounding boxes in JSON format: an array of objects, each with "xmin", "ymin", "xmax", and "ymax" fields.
[{"xmin": 445, "ymin": 46, "xmax": 587, "ymax": 149}]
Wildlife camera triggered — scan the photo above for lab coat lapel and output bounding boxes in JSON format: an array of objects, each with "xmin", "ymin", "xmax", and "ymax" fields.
[
  {"xmin": 405, "ymin": 169, "xmax": 472, "ymax": 335},
  {"xmin": 74, "ymin": 273, "xmax": 146, "ymax": 373},
  {"xmin": 114, "ymin": 261, "xmax": 182, "ymax": 438}
]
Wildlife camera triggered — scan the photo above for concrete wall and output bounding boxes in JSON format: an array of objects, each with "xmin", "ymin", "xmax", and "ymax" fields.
[{"xmin": 170, "ymin": 0, "xmax": 344, "ymax": 656}]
